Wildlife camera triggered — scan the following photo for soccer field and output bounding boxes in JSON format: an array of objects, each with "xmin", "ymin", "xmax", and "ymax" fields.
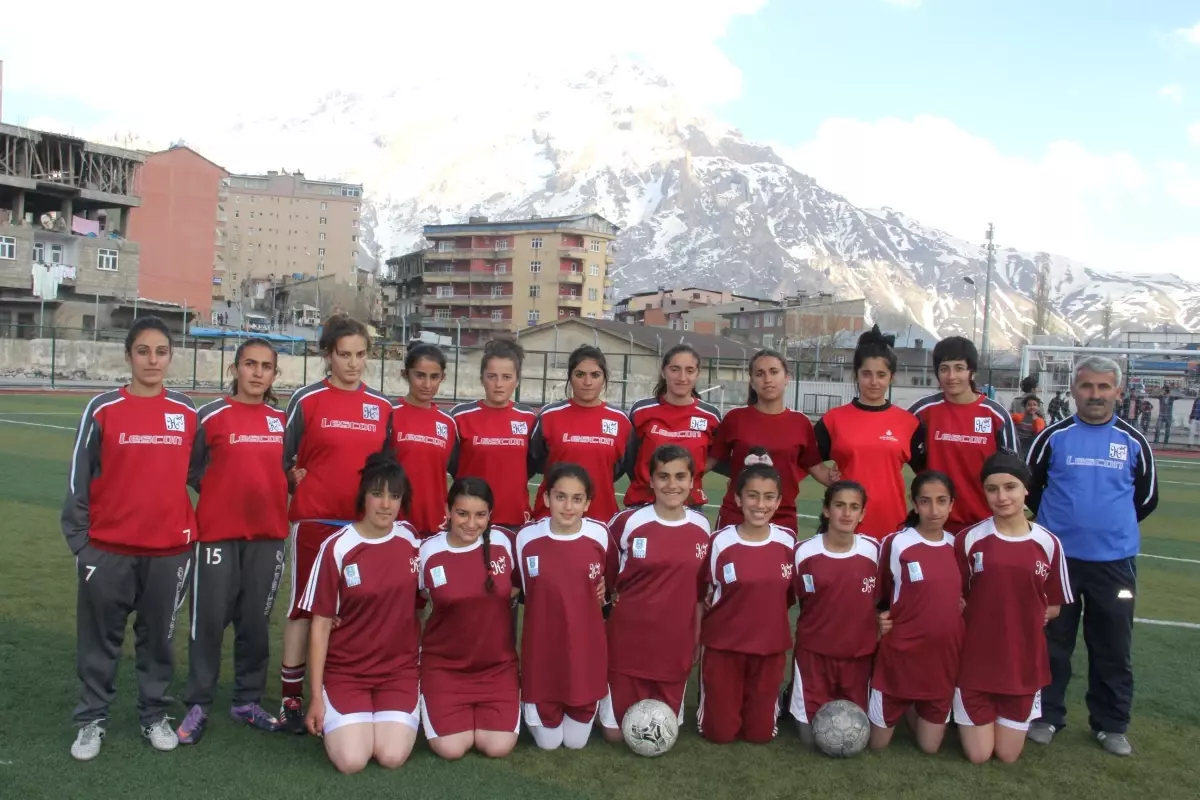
[{"xmin": 2, "ymin": 393, "xmax": 1199, "ymax": 800}]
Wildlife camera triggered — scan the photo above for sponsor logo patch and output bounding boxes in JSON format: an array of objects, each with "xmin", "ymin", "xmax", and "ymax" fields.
[
  {"xmin": 689, "ymin": 416, "xmax": 708, "ymax": 431},
  {"xmin": 526, "ymin": 556, "xmax": 539, "ymax": 577},
  {"xmin": 722, "ymin": 562, "xmax": 737, "ymax": 584},
  {"xmin": 802, "ymin": 573, "xmax": 815, "ymax": 593},
  {"xmin": 511, "ymin": 420, "xmax": 529, "ymax": 435},
  {"xmin": 436, "ymin": 421, "xmax": 449, "ymax": 440},
  {"xmin": 363, "ymin": 403, "xmax": 380, "ymax": 421},
  {"xmin": 632, "ymin": 537, "xmax": 648, "ymax": 559},
  {"xmin": 974, "ymin": 416, "xmax": 992, "ymax": 434},
  {"xmin": 266, "ymin": 416, "xmax": 284, "ymax": 433},
  {"xmin": 344, "ymin": 563, "xmax": 362, "ymax": 587},
  {"xmin": 431, "ymin": 565, "xmax": 447, "ymax": 587},
  {"xmin": 1109, "ymin": 442, "xmax": 1128, "ymax": 461},
  {"xmin": 165, "ymin": 413, "xmax": 186, "ymax": 432},
  {"xmin": 602, "ymin": 419, "xmax": 619, "ymax": 436},
  {"xmin": 973, "ymin": 552, "xmax": 984, "ymax": 573},
  {"xmin": 908, "ymin": 561, "xmax": 924, "ymax": 582}
]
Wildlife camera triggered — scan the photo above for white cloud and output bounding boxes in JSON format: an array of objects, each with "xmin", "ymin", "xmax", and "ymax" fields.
[
  {"xmin": 1159, "ymin": 84, "xmax": 1184, "ymax": 104},
  {"xmin": 1189, "ymin": 122, "xmax": 1200, "ymax": 145},
  {"xmin": 1177, "ymin": 22, "xmax": 1200, "ymax": 43}
]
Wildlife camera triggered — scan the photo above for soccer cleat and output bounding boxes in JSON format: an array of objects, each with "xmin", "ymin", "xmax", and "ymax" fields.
[
  {"xmin": 177, "ymin": 705, "xmax": 208, "ymax": 745},
  {"xmin": 143, "ymin": 717, "xmax": 179, "ymax": 751},
  {"xmin": 1095, "ymin": 731, "xmax": 1132, "ymax": 757},
  {"xmin": 231, "ymin": 702, "xmax": 280, "ymax": 732},
  {"xmin": 278, "ymin": 697, "xmax": 306, "ymax": 735},
  {"xmin": 1026, "ymin": 721, "xmax": 1057, "ymax": 745},
  {"xmin": 70, "ymin": 721, "xmax": 105, "ymax": 762}
]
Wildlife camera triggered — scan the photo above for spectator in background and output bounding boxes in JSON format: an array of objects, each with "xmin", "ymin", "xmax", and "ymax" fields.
[
  {"xmin": 1012, "ymin": 396, "xmax": 1047, "ymax": 456},
  {"xmin": 1047, "ymin": 391, "xmax": 1069, "ymax": 423},
  {"xmin": 1153, "ymin": 385, "xmax": 1175, "ymax": 445},
  {"xmin": 1137, "ymin": 400, "xmax": 1152, "ymax": 435},
  {"xmin": 1011, "ymin": 375, "xmax": 1039, "ymax": 415},
  {"xmin": 1189, "ymin": 396, "xmax": 1200, "ymax": 447}
]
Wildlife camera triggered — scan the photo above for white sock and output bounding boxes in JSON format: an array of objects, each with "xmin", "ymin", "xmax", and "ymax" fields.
[{"xmin": 529, "ymin": 724, "xmax": 564, "ymax": 750}]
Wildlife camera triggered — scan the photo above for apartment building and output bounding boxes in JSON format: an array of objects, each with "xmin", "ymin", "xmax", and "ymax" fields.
[
  {"xmin": 721, "ymin": 295, "xmax": 867, "ymax": 351},
  {"xmin": 614, "ymin": 286, "xmax": 776, "ymax": 333},
  {"xmin": 384, "ymin": 214, "xmax": 618, "ymax": 345}
]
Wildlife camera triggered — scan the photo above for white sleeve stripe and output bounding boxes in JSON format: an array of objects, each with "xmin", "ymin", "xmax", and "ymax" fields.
[
  {"xmin": 165, "ymin": 395, "xmax": 198, "ymax": 413},
  {"xmin": 69, "ymin": 394, "xmax": 122, "ymax": 494},
  {"xmin": 1057, "ymin": 538, "xmax": 1074, "ymax": 605}
]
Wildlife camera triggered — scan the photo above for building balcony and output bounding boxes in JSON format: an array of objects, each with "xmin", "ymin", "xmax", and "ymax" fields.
[
  {"xmin": 604, "ymin": 277, "xmax": 614, "ymax": 287},
  {"xmin": 557, "ymin": 296, "xmax": 584, "ymax": 309},
  {"xmin": 467, "ymin": 295, "xmax": 514, "ymax": 306},
  {"xmin": 558, "ymin": 248, "xmax": 585, "ymax": 259},
  {"xmin": 557, "ymin": 272, "xmax": 585, "ymax": 284},
  {"xmin": 421, "ymin": 315, "xmax": 514, "ymax": 330},
  {"xmin": 424, "ymin": 294, "xmax": 471, "ymax": 306},
  {"xmin": 422, "ymin": 270, "xmax": 513, "ymax": 283},
  {"xmin": 425, "ymin": 248, "xmax": 510, "ymax": 261}
]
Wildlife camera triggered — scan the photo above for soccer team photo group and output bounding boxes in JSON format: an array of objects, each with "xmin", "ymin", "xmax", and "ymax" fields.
[{"xmin": 51, "ymin": 312, "xmax": 1161, "ymax": 778}]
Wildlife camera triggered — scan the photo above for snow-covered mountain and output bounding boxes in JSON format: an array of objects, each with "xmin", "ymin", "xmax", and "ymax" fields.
[{"xmin": 207, "ymin": 60, "xmax": 1200, "ymax": 348}]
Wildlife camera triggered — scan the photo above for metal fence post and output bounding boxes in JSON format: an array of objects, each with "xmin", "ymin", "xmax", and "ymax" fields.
[
  {"xmin": 452, "ymin": 344, "xmax": 460, "ymax": 402},
  {"xmin": 621, "ymin": 354, "xmax": 629, "ymax": 408},
  {"xmin": 303, "ymin": 352, "xmax": 308, "ymax": 385},
  {"xmin": 50, "ymin": 329, "xmax": 57, "ymax": 389},
  {"xmin": 219, "ymin": 344, "xmax": 225, "ymax": 391},
  {"xmin": 792, "ymin": 360, "xmax": 801, "ymax": 410},
  {"xmin": 192, "ymin": 339, "xmax": 199, "ymax": 391},
  {"xmin": 380, "ymin": 345, "xmax": 386, "ymax": 395},
  {"xmin": 542, "ymin": 351, "xmax": 549, "ymax": 403}
]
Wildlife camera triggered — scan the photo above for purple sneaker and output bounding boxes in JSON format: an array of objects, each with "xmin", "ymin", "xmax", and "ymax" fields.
[
  {"xmin": 177, "ymin": 705, "xmax": 208, "ymax": 745},
  {"xmin": 230, "ymin": 702, "xmax": 280, "ymax": 732}
]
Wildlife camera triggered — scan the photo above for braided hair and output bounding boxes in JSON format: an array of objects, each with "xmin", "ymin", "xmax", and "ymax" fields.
[{"xmin": 447, "ymin": 477, "xmax": 497, "ymax": 593}]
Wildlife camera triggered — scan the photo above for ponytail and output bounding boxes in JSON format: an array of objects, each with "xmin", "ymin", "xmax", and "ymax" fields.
[
  {"xmin": 447, "ymin": 477, "xmax": 496, "ymax": 594},
  {"xmin": 482, "ymin": 526, "xmax": 495, "ymax": 594}
]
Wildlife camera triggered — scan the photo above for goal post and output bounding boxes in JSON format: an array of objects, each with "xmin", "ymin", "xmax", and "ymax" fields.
[{"xmin": 1020, "ymin": 345, "xmax": 1200, "ymax": 394}]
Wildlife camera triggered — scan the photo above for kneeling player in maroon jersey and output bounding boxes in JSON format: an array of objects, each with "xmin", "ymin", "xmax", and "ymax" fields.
[
  {"xmin": 301, "ymin": 454, "xmax": 422, "ymax": 774},
  {"xmin": 419, "ymin": 478, "xmax": 520, "ymax": 760},
  {"xmin": 698, "ymin": 451, "xmax": 796, "ymax": 744},
  {"xmin": 953, "ymin": 453, "xmax": 1072, "ymax": 764},
  {"xmin": 600, "ymin": 445, "xmax": 711, "ymax": 741},
  {"xmin": 870, "ymin": 471, "xmax": 963, "ymax": 754},
  {"xmin": 788, "ymin": 481, "xmax": 880, "ymax": 747},
  {"xmin": 516, "ymin": 464, "xmax": 609, "ymax": 750}
]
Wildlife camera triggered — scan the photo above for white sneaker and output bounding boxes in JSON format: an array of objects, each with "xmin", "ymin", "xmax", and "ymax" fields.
[
  {"xmin": 142, "ymin": 717, "xmax": 179, "ymax": 752},
  {"xmin": 71, "ymin": 721, "xmax": 105, "ymax": 761}
]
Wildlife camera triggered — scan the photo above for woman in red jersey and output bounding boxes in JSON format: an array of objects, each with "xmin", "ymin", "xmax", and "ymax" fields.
[
  {"xmin": 419, "ymin": 478, "xmax": 520, "ymax": 760},
  {"xmin": 698, "ymin": 453, "xmax": 796, "ymax": 745},
  {"xmin": 954, "ymin": 453, "xmax": 1071, "ymax": 765},
  {"xmin": 177, "ymin": 338, "xmax": 288, "ymax": 745},
  {"xmin": 449, "ymin": 339, "xmax": 537, "ymax": 530},
  {"xmin": 870, "ymin": 471, "xmax": 962, "ymax": 754},
  {"xmin": 279, "ymin": 315, "xmax": 392, "ymax": 733},
  {"xmin": 814, "ymin": 327, "xmax": 922, "ymax": 540},
  {"xmin": 389, "ymin": 343, "xmax": 457, "ymax": 537},
  {"xmin": 708, "ymin": 349, "xmax": 836, "ymax": 534},
  {"xmin": 301, "ymin": 454, "xmax": 423, "ymax": 774},
  {"xmin": 625, "ymin": 345, "xmax": 721, "ymax": 510},
  {"xmin": 600, "ymin": 444, "xmax": 711, "ymax": 742},
  {"xmin": 516, "ymin": 463, "xmax": 610, "ymax": 750},
  {"xmin": 63, "ymin": 316, "xmax": 199, "ymax": 761},
  {"xmin": 529, "ymin": 346, "xmax": 633, "ymax": 523},
  {"xmin": 788, "ymin": 481, "xmax": 880, "ymax": 747}
]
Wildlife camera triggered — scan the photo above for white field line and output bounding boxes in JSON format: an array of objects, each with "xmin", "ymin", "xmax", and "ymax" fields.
[
  {"xmin": 0, "ymin": 418, "xmax": 75, "ymax": 431},
  {"xmin": 1135, "ymin": 618, "xmax": 1200, "ymax": 630},
  {"xmin": 1138, "ymin": 553, "xmax": 1200, "ymax": 565},
  {"xmin": 0, "ymin": 411, "xmax": 79, "ymax": 415}
]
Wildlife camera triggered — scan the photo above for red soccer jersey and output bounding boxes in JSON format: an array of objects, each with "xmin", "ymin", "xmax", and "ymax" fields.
[
  {"xmin": 793, "ymin": 534, "xmax": 881, "ymax": 659},
  {"xmin": 285, "ymin": 380, "xmax": 392, "ymax": 523},
  {"xmin": 389, "ymin": 401, "xmax": 457, "ymax": 536},
  {"xmin": 711, "ymin": 406, "xmax": 823, "ymax": 533},
  {"xmin": 448, "ymin": 401, "xmax": 538, "ymax": 527},
  {"xmin": 908, "ymin": 393, "xmax": 1017, "ymax": 533},
  {"xmin": 192, "ymin": 398, "xmax": 289, "ymax": 542},
  {"xmin": 814, "ymin": 401, "xmax": 921, "ymax": 539},
  {"xmin": 873, "ymin": 527, "xmax": 964, "ymax": 700},
  {"xmin": 62, "ymin": 388, "xmax": 198, "ymax": 556},
  {"xmin": 419, "ymin": 528, "xmax": 518, "ymax": 699},
  {"xmin": 624, "ymin": 397, "xmax": 721, "ymax": 507},
  {"xmin": 515, "ymin": 518, "xmax": 609, "ymax": 706},
  {"xmin": 701, "ymin": 525, "xmax": 796, "ymax": 655},
  {"xmin": 607, "ymin": 506, "xmax": 712, "ymax": 682},
  {"xmin": 299, "ymin": 521, "xmax": 422, "ymax": 681},
  {"xmin": 529, "ymin": 400, "xmax": 633, "ymax": 523},
  {"xmin": 955, "ymin": 519, "xmax": 1072, "ymax": 695}
]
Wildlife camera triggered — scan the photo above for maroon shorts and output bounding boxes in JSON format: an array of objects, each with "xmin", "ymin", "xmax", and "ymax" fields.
[
  {"xmin": 867, "ymin": 688, "xmax": 952, "ymax": 728},
  {"xmin": 697, "ymin": 648, "xmax": 787, "ymax": 744},
  {"xmin": 321, "ymin": 675, "xmax": 419, "ymax": 734},
  {"xmin": 953, "ymin": 688, "xmax": 1041, "ymax": 731},
  {"xmin": 789, "ymin": 649, "xmax": 872, "ymax": 724},
  {"xmin": 287, "ymin": 521, "xmax": 343, "ymax": 620},
  {"xmin": 522, "ymin": 702, "xmax": 598, "ymax": 729},
  {"xmin": 597, "ymin": 672, "xmax": 687, "ymax": 729},
  {"xmin": 420, "ymin": 691, "xmax": 520, "ymax": 739}
]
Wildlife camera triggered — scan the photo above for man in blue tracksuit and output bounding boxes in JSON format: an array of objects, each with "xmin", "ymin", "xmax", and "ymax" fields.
[{"xmin": 1024, "ymin": 356, "xmax": 1158, "ymax": 757}]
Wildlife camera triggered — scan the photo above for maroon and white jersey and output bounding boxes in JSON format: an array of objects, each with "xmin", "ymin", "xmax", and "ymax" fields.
[
  {"xmin": 624, "ymin": 397, "xmax": 721, "ymax": 507},
  {"xmin": 285, "ymin": 380, "xmax": 392, "ymax": 523},
  {"xmin": 701, "ymin": 525, "xmax": 796, "ymax": 655},
  {"xmin": 389, "ymin": 401, "xmax": 457, "ymax": 536},
  {"xmin": 873, "ymin": 528, "xmax": 964, "ymax": 700},
  {"xmin": 955, "ymin": 519, "xmax": 1073, "ymax": 695},
  {"xmin": 191, "ymin": 398, "xmax": 289, "ymax": 542},
  {"xmin": 419, "ymin": 529, "xmax": 518, "ymax": 698},
  {"xmin": 515, "ymin": 518, "xmax": 609, "ymax": 707},
  {"xmin": 607, "ymin": 506, "xmax": 712, "ymax": 682},
  {"xmin": 793, "ymin": 534, "xmax": 881, "ymax": 659},
  {"xmin": 529, "ymin": 399, "xmax": 633, "ymax": 524},
  {"xmin": 448, "ymin": 401, "xmax": 538, "ymax": 527},
  {"xmin": 299, "ymin": 521, "xmax": 422, "ymax": 681}
]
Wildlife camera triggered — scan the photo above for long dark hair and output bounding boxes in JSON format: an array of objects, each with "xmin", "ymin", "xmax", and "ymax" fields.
[
  {"xmin": 746, "ymin": 348, "xmax": 788, "ymax": 406},
  {"xmin": 545, "ymin": 462, "xmax": 593, "ymax": 500},
  {"xmin": 566, "ymin": 345, "xmax": 608, "ymax": 399},
  {"xmin": 228, "ymin": 337, "xmax": 279, "ymax": 406},
  {"xmin": 355, "ymin": 452, "xmax": 408, "ymax": 516},
  {"xmin": 480, "ymin": 338, "xmax": 525, "ymax": 380},
  {"xmin": 648, "ymin": 443, "xmax": 695, "ymax": 476},
  {"xmin": 735, "ymin": 446, "xmax": 781, "ymax": 494},
  {"xmin": 853, "ymin": 325, "xmax": 897, "ymax": 374},
  {"xmin": 319, "ymin": 314, "xmax": 369, "ymax": 376},
  {"xmin": 902, "ymin": 470, "xmax": 956, "ymax": 528},
  {"xmin": 447, "ymin": 477, "xmax": 497, "ymax": 594},
  {"xmin": 653, "ymin": 344, "xmax": 701, "ymax": 399},
  {"xmin": 124, "ymin": 315, "xmax": 172, "ymax": 354},
  {"xmin": 817, "ymin": 480, "xmax": 868, "ymax": 534},
  {"xmin": 932, "ymin": 335, "xmax": 980, "ymax": 394},
  {"xmin": 405, "ymin": 342, "xmax": 447, "ymax": 373}
]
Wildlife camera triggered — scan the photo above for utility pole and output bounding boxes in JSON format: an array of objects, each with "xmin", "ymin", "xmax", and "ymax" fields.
[{"xmin": 979, "ymin": 223, "xmax": 996, "ymax": 372}]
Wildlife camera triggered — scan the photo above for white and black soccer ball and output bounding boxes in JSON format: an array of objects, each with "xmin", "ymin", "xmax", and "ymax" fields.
[
  {"xmin": 621, "ymin": 699, "xmax": 680, "ymax": 757},
  {"xmin": 812, "ymin": 699, "xmax": 870, "ymax": 758}
]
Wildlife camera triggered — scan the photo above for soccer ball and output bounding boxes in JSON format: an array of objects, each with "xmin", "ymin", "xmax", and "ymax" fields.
[
  {"xmin": 621, "ymin": 699, "xmax": 680, "ymax": 757},
  {"xmin": 812, "ymin": 699, "xmax": 870, "ymax": 758}
]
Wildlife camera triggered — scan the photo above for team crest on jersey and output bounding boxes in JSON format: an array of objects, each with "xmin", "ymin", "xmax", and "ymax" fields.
[
  {"xmin": 526, "ymin": 556, "xmax": 539, "ymax": 577},
  {"xmin": 344, "ymin": 563, "xmax": 362, "ymax": 587},
  {"xmin": 436, "ymin": 421, "xmax": 449, "ymax": 440},
  {"xmin": 722, "ymin": 562, "xmax": 737, "ymax": 584},
  {"xmin": 511, "ymin": 420, "xmax": 529, "ymax": 435},
  {"xmin": 266, "ymin": 416, "xmax": 284, "ymax": 433},
  {"xmin": 862, "ymin": 576, "xmax": 877, "ymax": 594},
  {"xmin": 164, "ymin": 413, "xmax": 186, "ymax": 432},
  {"xmin": 589, "ymin": 562, "xmax": 603, "ymax": 580},
  {"xmin": 632, "ymin": 537, "xmax": 648, "ymax": 559},
  {"xmin": 602, "ymin": 419, "xmax": 619, "ymax": 436},
  {"xmin": 689, "ymin": 416, "xmax": 708, "ymax": 431},
  {"xmin": 880, "ymin": 429, "xmax": 898, "ymax": 442},
  {"xmin": 696, "ymin": 543, "xmax": 708, "ymax": 560},
  {"xmin": 801, "ymin": 573, "xmax": 815, "ymax": 593},
  {"xmin": 780, "ymin": 563, "xmax": 794, "ymax": 580},
  {"xmin": 973, "ymin": 552, "xmax": 984, "ymax": 573},
  {"xmin": 363, "ymin": 403, "xmax": 380, "ymax": 422},
  {"xmin": 974, "ymin": 416, "xmax": 992, "ymax": 434},
  {"xmin": 1109, "ymin": 443, "xmax": 1128, "ymax": 461},
  {"xmin": 431, "ymin": 565, "xmax": 447, "ymax": 587},
  {"xmin": 908, "ymin": 561, "xmax": 924, "ymax": 582},
  {"xmin": 1034, "ymin": 560, "xmax": 1050, "ymax": 578}
]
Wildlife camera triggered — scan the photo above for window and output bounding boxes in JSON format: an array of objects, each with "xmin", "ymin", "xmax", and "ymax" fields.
[
  {"xmin": 250, "ymin": 197, "xmax": 256, "ymax": 204},
  {"xmin": 491, "ymin": 310, "xmax": 504, "ymax": 321},
  {"xmin": 83, "ymin": 315, "xmax": 96, "ymax": 332},
  {"xmin": 762, "ymin": 334, "xmax": 775, "ymax": 348},
  {"xmin": 352, "ymin": 235, "xmax": 358, "ymax": 243},
  {"xmin": 438, "ymin": 240, "xmax": 456, "ymax": 252},
  {"xmin": 491, "ymin": 285, "xmax": 504, "ymax": 297},
  {"xmin": 249, "ymin": 211, "xmax": 256, "ymax": 219},
  {"xmin": 590, "ymin": 240, "xmax": 601, "ymax": 252},
  {"xmin": 318, "ymin": 247, "xmax": 326, "ymax": 256},
  {"xmin": 529, "ymin": 261, "xmax": 541, "ymax": 273},
  {"xmin": 320, "ymin": 217, "xmax": 327, "ymax": 225},
  {"xmin": 683, "ymin": 321, "xmax": 691, "ymax": 330},
  {"xmin": 527, "ymin": 310, "xmax": 540, "ymax": 325},
  {"xmin": 33, "ymin": 242, "xmax": 44, "ymax": 262},
  {"xmin": 440, "ymin": 264, "xmax": 455, "ymax": 273},
  {"xmin": 341, "ymin": 187, "xmax": 362, "ymax": 197},
  {"xmin": 249, "ymin": 227, "xmax": 256, "ymax": 236},
  {"xmin": 321, "ymin": 202, "xmax": 328, "ymax": 210},
  {"xmin": 588, "ymin": 288, "xmax": 598, "ymax": 301},
  {"xmin": 494, "ymin": 262, "xmax": 507, "ymax": 274},
  {"xmin": 590, "ymin": 263, "xmax": 599, "ymax": 276},
  {"xmin": 0, "ymin": 236, "xmax": 14, "ymax": 260},
  {"xmin": 437, "ymin": 286, "xmax": 454, "ymax": 298},
  {"xmin": 494, "ymin": 238, "xmax": 509, "ymax": 250},
  {"xmin": 352, "ymin": 204, "xmax": 359, "ymax": 212},
  {"xmin": 570, "ymin": 262, "xmax": 581, "ymax": 273},
  {"xmin": 97, "ymin": 249, "xmax": 119, "ymax": 271},
  {"xmin": 434, "ymin": 309, "xmax": 451, "ymax": 320},
  {"xmin": 529, "ymin": 285, "xmax": 540, "ymax": 298},
  {"xmin": 692, "ymin": 292, "xmax": 701, "ymax": 300},
  {"xmin": 319, "ymin": 233, "xmax": 325, "ymax": 241},
  {"xmin": 530, "ymin": 237, "xmax": 543, "ymax": 250}
]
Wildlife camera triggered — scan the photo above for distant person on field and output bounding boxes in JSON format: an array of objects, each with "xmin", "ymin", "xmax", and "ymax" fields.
[
  {"xmin": 1189, "ymin": 396, "xmax": 1200, "ymax": 446},
  {"xmin": 1024, "ymin": 356, "xmax": 1159, "ymax": 757},
  {"xmin": 1011, "ymin": 375, "xmax": 1039, "ymax": 415},
  {"xmin": 1137, "ymin": 400, "xmax": 1152, "ymax": 434},
  {"xmin": 1047, "ymin": 391, "xmax": 1069, "ymax": 423},
  {"xmin": 1012, "ymin": 396, "xmax": 1047, "ymax": 456},
  {"xmin": 1153, "ymin": 385, "xmax": 1175, "ymax": 445}
]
